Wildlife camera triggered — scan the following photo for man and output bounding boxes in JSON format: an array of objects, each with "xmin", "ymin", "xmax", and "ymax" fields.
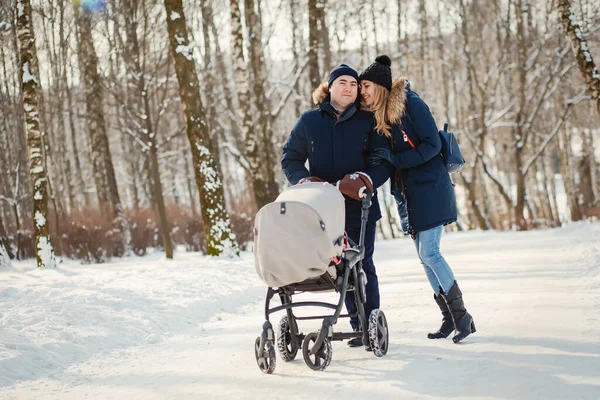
[{"xmin": 281, "ymin": 64, "xmax": 392, "ymax": 348}]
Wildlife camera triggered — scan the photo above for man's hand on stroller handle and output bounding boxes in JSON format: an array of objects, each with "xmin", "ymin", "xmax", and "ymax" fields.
[{"xmin": 337, "ymin": 172, "xmax": 373, "ymax": 200}]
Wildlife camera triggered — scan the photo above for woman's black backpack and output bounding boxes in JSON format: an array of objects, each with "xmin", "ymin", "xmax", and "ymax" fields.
[{"xmin": 439, "ymin": 123, "xmax": 465, "ymax": 173}]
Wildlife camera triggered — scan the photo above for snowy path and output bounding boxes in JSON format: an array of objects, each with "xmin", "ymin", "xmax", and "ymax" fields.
[{"xmin": 1, "ymin": 223, "xmax": 599, "ymax": 399}]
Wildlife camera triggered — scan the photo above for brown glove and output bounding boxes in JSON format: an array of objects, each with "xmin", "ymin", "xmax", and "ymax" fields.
[
  {"xmin": 337, "ymin": 172, "xmax": 373, "ymax": 200},
  {"xmin": 298, "ymin": 176, "xmax": 325, "ymax": 184}
]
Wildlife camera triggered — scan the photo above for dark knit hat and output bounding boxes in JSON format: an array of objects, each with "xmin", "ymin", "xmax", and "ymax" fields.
[
  {"xmin": 328, "ymin": 64, "xmax": 359, "ymax": 88},
  {"xmin": 359, "ymin": 55, "xmax": 392, "ymax": 91}
]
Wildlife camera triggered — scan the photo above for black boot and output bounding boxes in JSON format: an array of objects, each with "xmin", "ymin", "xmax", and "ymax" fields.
[
  {"xmin": 347, "ymin": 328, "xmax": 372, "ymax": 350},
  {"xmin": 427, "ymin": 293, "xmax": 454, "ymax": 339},
  {"xmin": 442, "ymin": 281, "xmax": 476, "ymax": 343},
  {"xmin": 347, "ymin": 327, "xmax": 362, "ymax": 347}
]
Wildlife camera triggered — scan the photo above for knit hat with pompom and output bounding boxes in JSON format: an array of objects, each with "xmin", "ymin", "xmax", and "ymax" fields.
[{"xmin": 359, "ymin": 55, "xmax": 392, "ymax": 91}]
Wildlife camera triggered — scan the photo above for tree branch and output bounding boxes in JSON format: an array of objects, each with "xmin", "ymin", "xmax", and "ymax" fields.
[
  {"xmin": 522, "ymin": 88, "xmax": 588, "ymax": 176},
  {"xmin": 271, "ymin": 58, "xmax": 309, "ymax": 118}
]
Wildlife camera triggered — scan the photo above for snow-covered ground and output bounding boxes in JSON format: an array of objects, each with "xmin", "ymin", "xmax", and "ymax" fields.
[{"xmin": 1, "ymin": 222, "xmax": 599, "ymax": 400}]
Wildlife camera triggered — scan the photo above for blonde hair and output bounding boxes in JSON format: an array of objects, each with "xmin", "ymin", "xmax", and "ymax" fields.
[{"xmin": 361, "ymin": 83, "xmax": 391, "ymax": 138}]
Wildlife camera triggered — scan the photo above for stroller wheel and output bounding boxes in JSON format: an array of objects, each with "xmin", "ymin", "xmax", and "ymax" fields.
[
  {"xmin": 254, "ymin": 336, "xmax": 276, "ymax": 374},
  {"xmin": 368, "ymin": 309, "xmax": 389, "ymax": 357},
  {"xmin": 302, "ymin": 332, "xmax": 332, "ymax": 371},
  {"xmin": 277, "ymin": 316, "xmax": 299, "ymax": 361}
]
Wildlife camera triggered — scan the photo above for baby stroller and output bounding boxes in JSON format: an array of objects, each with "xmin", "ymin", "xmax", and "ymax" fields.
[{"xmin": 253, "ymin": 182, "xmax": 389, "ymax": 373}]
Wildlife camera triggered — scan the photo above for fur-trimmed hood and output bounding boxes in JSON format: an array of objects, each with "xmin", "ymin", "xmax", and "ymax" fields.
[
  {"xmin": 312, "ymin": 82, "xmax": 329, "ymax": 106},
  {"xmin": 386, "ymin": 77, "xmax": 409, "ymax": 125}
]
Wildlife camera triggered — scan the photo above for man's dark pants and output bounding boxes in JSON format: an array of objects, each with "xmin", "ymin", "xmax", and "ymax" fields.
[{"xmin": 344, "ymin": 223, "xmax": 380, "ymax": 330}]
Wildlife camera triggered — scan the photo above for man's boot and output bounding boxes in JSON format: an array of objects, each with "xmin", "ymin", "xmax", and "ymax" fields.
[
  {"xmin": 442, "ymin": 281, "xmax": 476, "ymax": 343},
  {"xmin": 427, "ymin": 293, "xmax": 454, "ymax": 339},
  {"xmin": 347, "ymin": 330, "xmax": 363, "ymax": 347}
]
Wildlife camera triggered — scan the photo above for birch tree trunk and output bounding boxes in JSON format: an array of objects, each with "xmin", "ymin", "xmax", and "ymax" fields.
[
  {"xmin": 243, "ymin": 0, "xmax": 279, "ymax": 208},
  {"xmin": 199, "ymin": 0, "xmax": 221, "ymax": 162},
  {"xmin": 559, "ymin": 120, "xmax": 582, "ymax": 221},
  {"xmin": 0, "ymin": 242, "xmax": 11, "ymax": 268},
  {"xmin": 308, "ymin": 0, "xmax": 321, "ymax": 89},
  {"xmin": 554, "ymin": 0, "xmax": 600, "ymax": 115},
  {"xmin": 289, "ymin": 0, "xmax": 303, "ymax": 116},
  {"xmin": 64, "ymin": 59, "xmax": 89, "ymax": 208},
  {"xmin": 229, "ymin": 0, "xmax": 257, "ymax": 204},
  {"xmin": 0, "ymin": 215, "xmax": 14, "ymax": 260},
  {"xmin": 15, "ymin": 0, "xmax": 56, "ymax": 268},
  {"xmin": 513, "ymin": 0, "xmax": 529, "ymax": 230},
  {"xmin": 163, "ymin": 0, "xmax": 238, "ymax": 256},
  {"xmin": 318, "ymin": 1, "xmax": 331, "ymax": 72}
]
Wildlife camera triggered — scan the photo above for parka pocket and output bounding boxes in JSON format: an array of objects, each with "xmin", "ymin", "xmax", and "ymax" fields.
[{"xmin": 407, "ymin": 163, "xmax": 437, "ymax": 184}]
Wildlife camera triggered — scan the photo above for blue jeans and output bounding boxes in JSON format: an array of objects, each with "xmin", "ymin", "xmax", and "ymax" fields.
[
  {"xmin": 413, "ymin": 225, "xmax": 455, "ymax": 295},
  {"xmin": 344, "ymin": 223, "xmax": 380, "ymax": 330}
]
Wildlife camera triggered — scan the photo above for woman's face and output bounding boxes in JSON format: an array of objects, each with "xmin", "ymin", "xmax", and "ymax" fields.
[{"xmin": 360, "ymin": 80, "xmax": 376, "ymax": 106}]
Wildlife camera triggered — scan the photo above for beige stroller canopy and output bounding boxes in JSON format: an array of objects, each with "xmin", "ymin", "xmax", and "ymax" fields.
[{"xmin": 254, "ymin": 182, "xmax": 346, "ymax": 287}]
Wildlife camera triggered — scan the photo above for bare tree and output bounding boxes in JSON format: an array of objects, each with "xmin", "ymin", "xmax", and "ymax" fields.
[
  {"xmin": 162, "ymin": 0, "xmax": 238, "ymax": 256},
  {"xmin": 121, "ymin": 0, "xmax": 174, "ymax": 258},
  {"xmin": 555, "ymin": 0, "xmax": 600, "ymax": 115},
  {"xmin": 74, "ymin": 1, "xmax": 129, "ymax": 254},
  {"xmin": 14, "ymin": 0, "xmax": 56, "ymax": 268},
  {"xmin": 243, "ymin": 0, "xmax": 280, "ymax": 208},
  {"xmin": 308, "ymin": 0, "xmax": 321, "ymax": 89}
]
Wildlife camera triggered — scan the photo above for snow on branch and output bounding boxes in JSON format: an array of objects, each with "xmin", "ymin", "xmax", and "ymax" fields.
[
  {"xmin": 485, "ymin": 101, "xmax": 515, "ymax": 129},
  {"xmin": 0, "ymin": 21, "xmax": 12, "ymax": 33},
  {"xmin": 460, "ymin": 129, "xmax": 515, "ymax": 207},
  {"xmin": 523, "ymin": 88, "xmax": 588, "ymax": 176},
  {"xmin": 220, "ymin": 136, "xmax": 251, "ymax": 173},
  {"xmin": 271, "ymin": 58, "xmax": 309, "ymax": 119}
]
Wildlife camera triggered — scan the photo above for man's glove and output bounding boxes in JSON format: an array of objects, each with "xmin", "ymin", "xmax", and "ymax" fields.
[
  {"xmin": 337, "ymin": 172, "xmax": 374, "ymax": 200},
  {"xmin": 367, "ymin": 147, "xmax": 395, "ymax": 168},
  {"xmin": 298, "ymin": 176, "xmax": 324, "ymax": 184}
]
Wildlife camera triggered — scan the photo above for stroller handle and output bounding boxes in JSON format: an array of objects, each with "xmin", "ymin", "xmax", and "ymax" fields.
[
  {"xmin": 358, "ymin": 189, "xmax": 372, "ymax": 253},
  {"xmin": 361, "ymin": 189, "xmax": 372, "ymax": 206}
]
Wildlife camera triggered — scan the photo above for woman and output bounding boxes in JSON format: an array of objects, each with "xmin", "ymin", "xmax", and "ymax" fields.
[{"xmin": 360, "ymin": 55, "xmax": 476, "ymax": 343}]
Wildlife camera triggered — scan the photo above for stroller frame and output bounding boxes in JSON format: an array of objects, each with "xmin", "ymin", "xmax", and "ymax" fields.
[{"xmin": 255, "ymin": 191, "xmax": 387, "ymax": 373}]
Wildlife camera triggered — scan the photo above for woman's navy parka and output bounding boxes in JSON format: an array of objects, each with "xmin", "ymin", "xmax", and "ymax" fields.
[{"xmin": 384, "ymin": 78, "xmax": 457, "ymax": 235}]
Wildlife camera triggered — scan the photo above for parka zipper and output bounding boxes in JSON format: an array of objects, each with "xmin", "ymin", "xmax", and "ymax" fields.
[
  {"xmin": 399, "ymin": 171, "xmax": 416, "ymax": 240},
  {"xmin": 397, "ymin": 126, "xmax": 416, "ymax": 239}
]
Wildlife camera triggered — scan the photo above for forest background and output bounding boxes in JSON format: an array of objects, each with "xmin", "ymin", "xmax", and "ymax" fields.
[{"xmin": 0, "ymin": 0, "xmax": 599, "ymax": 266}]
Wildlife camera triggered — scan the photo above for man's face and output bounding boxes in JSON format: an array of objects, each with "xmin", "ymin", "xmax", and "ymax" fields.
[{"xmin": 329, "ymin": 75, "xmax": 358, "ymax": 110}]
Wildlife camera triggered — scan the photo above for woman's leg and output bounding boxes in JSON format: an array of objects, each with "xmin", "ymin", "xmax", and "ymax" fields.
[
  {"xmin": 415, "ymin": 226, "xmax": 455, "ymax": 294},
  {"xmin": 413, "ymin": 236, "xmax": 443, "ymax": 295},
  {"xmin": 415, "ymin": 226, "xmax": 457, "ymax": 339},
  {"xmin": 416, "ymin": 226, "xmax": 475, "ymax": 342}
]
